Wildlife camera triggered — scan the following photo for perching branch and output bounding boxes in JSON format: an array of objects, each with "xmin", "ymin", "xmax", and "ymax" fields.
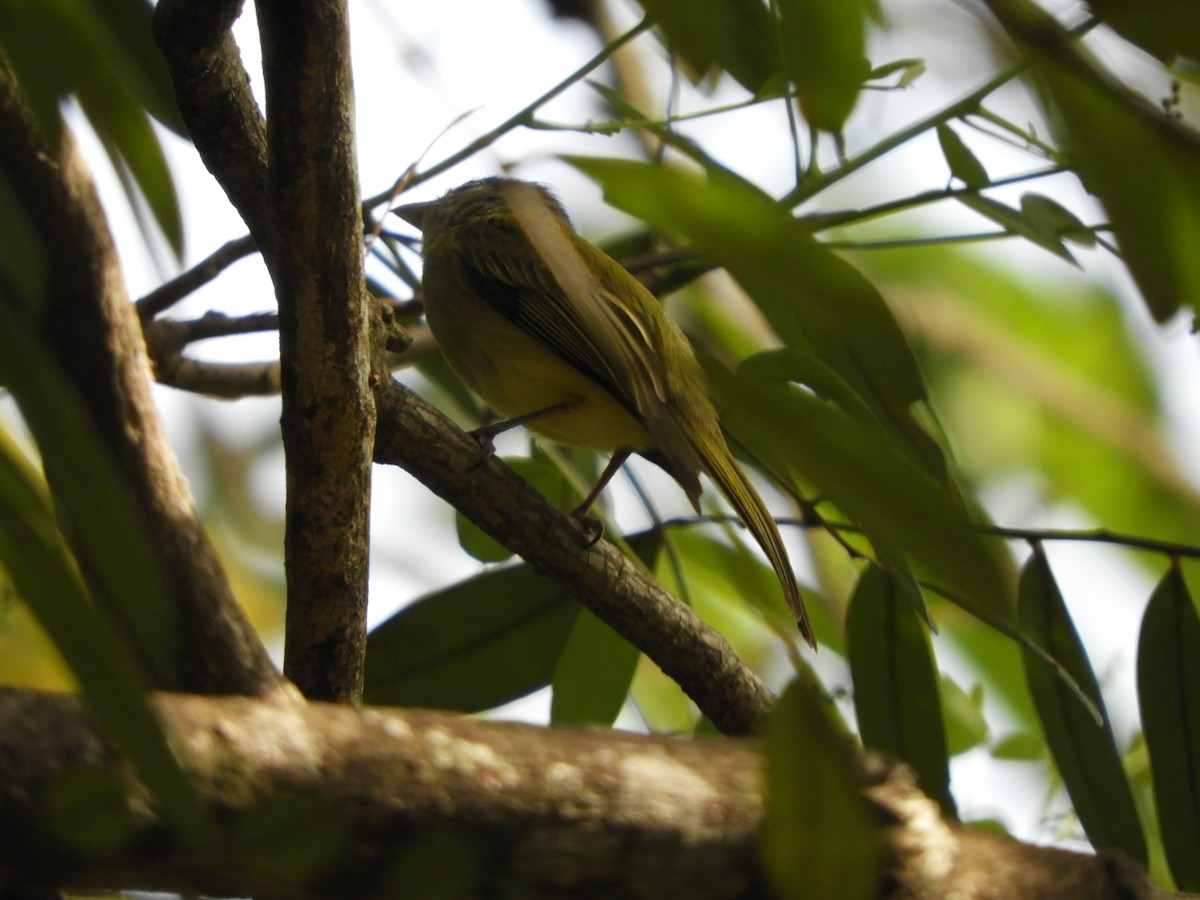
[{"xmin": 373, "ymin": 381, "xmax": 776, "ymax": 736}]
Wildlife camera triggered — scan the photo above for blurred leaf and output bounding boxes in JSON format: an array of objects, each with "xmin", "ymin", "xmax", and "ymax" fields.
[
  {"xmin": 719, "ymin": 354, "xmax": 1013, "ymax": 628},
  {"xmin": 654, "ymin": 527, "xmax": 822, "ymax": 657},
  {"xmin": 991, "ymin": 730, "xmax": 1044, "ymax": 761},
  {"xmin": 763, "ymin": 677, "xmax": 882, "ymax": 900},
  {"xmin": 631, "ymin": 652, "xmax": 698, "ymax": 734},
  {"xmin": 45, "ymin": 767, "xmax": 137, "ymax": 858},
  {"xmin": 551, "ymin": 607, "xmax": 639, "ymax": 726},
  {"xmin": 867, "ymin": 246, "xmax": 1191, "ymax": 552},
  {"xmin": 230, "ymin": 792, "xmax": 348, "ymax": 886},
  {"xmin": 777, "ymin": 0, "xmax": 871, "ymax": 133},
  {"xmin": 867, "ymin": 58, "xmax": 925, "ymax": 85},
  {"xmin": 0, "ymin": 305, "xmax": 177, "ymax": 687},
  {"xmin": 382, "ymin": 824, "xmax": 484, "ymax": 899},
  {"xmin": 364, "ymin": 563, "xmax": 579, "ymax": 712},
  {"xmin": 1137, "ymin": 565, "xmax": 1200, "ymax": 890},
  {"xmin": 1020, "ymin": 192, "xmax": 1096, "ymax": 248},
  {"xmin": 90, "ymin": 102, "xmax": 184, "ymax": 258},
  {"xmin": 0, "ymin": 423, "xmax": 207, "ymax": 847},
  {"xmin": 937, "ymin": 123, "xmax": 990, "ymax": 189},
  {"xmin": 940, "ymin": 676, "xmax": 990, "ymax": 756},
  {"xmin": 1018, "ymin": 546, "xmax": 1147, "ymax": 864},
  {"xmin": 1027, "ymin": 27, "xmax": 1200, "ymax": 321},
  {"xmin": 570, "ymin": 158, "xmax": 948, "ymax": 480},
  {"xmin": 0, "ymin": 0, "xmax": 186, "ymax": 256},
  {"xmin": 635, "ymin": 0, "xmax": 782, "ymax": 93},
  {"xmin": 1086, "ymin": 0, "xmax": 1200, "ymax": 65},
  {"xmin": 846, "ymin": 565, "xmax": 954, "ymax": 815},
  {"xmin": 0, "ymin": 173, "xmax": 47, "ymax": 311},
  {"xmin": 956, "ymin": 193, "xmax": 1077, "ymax": 265}
]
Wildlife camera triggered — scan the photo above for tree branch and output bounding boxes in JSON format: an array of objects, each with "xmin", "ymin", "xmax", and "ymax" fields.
[
  {"xmin": 255, "ymin": 0, "xmax": 375, "ymax": 702},
  {"xmin": 153, "ymin": 0, "xmax": 271, "ymax": 242},
  {"xmin": 0, "ymin": 688, "xmax": 1162, "ymax": 899},
  {"xmin": 374, "ymin": 381, "xmax": 776, "ymax": 736}
]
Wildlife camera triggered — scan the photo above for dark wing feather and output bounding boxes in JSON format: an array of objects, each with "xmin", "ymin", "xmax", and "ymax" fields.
[{"xmin": 451, "ymin": 182, "xmax": 704, "ymax": 502}]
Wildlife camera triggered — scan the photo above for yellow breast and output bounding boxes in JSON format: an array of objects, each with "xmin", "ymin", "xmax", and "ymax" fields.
[{"xmin": 423, "ymin": 281, "xmax": 653, "ymax": 454}]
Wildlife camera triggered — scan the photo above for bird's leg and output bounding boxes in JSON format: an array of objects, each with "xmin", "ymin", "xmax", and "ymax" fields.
[
  {"xmin": 466, "ymin": 397, "xmax": 582, "ymax": 467},
  {"xmin": 571, "ymin": 448, "xmax": 632, "ymax": 548}
]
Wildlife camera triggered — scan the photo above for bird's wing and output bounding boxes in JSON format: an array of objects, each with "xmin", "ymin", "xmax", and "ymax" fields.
[{"xmin": 451, "ymin": 183, "xmax": 703, "ymax": 501}]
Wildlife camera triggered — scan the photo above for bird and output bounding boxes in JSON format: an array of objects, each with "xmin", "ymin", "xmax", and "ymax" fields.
[{"xmin": 396, "ymin": 177, "xmax": 814, "ymax": 647}]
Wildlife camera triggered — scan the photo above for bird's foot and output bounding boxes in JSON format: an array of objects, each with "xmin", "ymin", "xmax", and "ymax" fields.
[{"xmin": 571, "ymin": 509, "xmax": 605, "ymax": 548}]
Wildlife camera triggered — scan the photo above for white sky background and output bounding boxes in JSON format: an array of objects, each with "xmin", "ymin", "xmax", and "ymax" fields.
[{"xmin": 70, "ymin": 0, "xmax": 1200, "ymax": 847}]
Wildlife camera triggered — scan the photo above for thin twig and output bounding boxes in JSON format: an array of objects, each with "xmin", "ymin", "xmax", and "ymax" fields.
[{"xmin": 136, "ymin": 235, "xmax": 258, "ymax": 319}]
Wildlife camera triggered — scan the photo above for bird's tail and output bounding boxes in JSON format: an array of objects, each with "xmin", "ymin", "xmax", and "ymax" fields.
[{"xmin": 696, "ymin": 434, "xmax": 815, "ymax": 649}]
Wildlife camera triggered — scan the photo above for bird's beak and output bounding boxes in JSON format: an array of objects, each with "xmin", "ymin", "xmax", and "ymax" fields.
[{"xmin": 394, "ymin": 200, "xmax": 433, "ymax": 230}]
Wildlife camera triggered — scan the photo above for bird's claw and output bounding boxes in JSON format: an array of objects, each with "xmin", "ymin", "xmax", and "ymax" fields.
[
  {"xmin": 573, "ymin": 511, "xmax": 605, "ymax": 548},
  {"xmin": 465, "ymin": 428, "xmax": 497, "ymax": 470}
]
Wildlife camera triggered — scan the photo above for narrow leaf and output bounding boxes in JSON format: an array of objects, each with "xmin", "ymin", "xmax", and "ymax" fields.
[
  {"xmin": 764, "ymin": 677, "xmax": 882, "ymax": 900},
  {"xmin": 550, "ymin": 608, "xmax": 640, "ymax": 726},
  {"xmin": 0, "ymin": 434, "xmax": 207, "ymax": 847},
  {"xmin": 1020, "ymin": 193, "xmax": 1096, "ymax": 248},
  {"xmin": 1137, "ymin": 565, "xmax": 1200, "ymax": 890},
  {"xmin": 941, "ymin": 678, "xmax": 990, "ymax": 756},
  {"xmin": 0, "ymin": 305, "xmax": 177, "ymax": 687},
  {"xmin": 956, "ymin": 193, "xmax": 1078, "ymax": 265},
  {"xmin": 1031, "ymin": 41, "xmax": 1200, "ymax": 320},
  {"xmin": 847, "ymin": 565, "xmax": 954, "ymax": 815},
  {"xmin": 636, "ymin": 0, "xmax": 782, "ymax": 93},
  {"xmin": 364, "ymin": 563, "xmax": 579, "ymax": 712},
  {"xmin": 720, "ymin": 356, "xmax": 1012, "ymax": 625},
  {"xmin": 777, "ymin": 0, "xmax": 871, "ymax": 133},
  {"xmin": 936, "ymin": 123, "xmax": 990, "ymax": 189},
  {"xmin": 1019, "ymin": 546, "xmax": 1147, "ymax": 864}
]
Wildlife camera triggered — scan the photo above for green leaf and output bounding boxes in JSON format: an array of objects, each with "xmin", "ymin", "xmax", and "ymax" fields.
[
  {"xmin": 940, "ymin": 677, "xmax": 990, "ymax": 756},
  {"xmin": 635, "ymin": 0, "xmax": 782, "ymax": 93},
  {"xmin": 1020, "ymin": 193, "xmax": 1096, "ymax": 248},
  {"xmin": 229, "ymin": 792, "xmax": 348, "ymax": 886},
  {"xmin": 936, "ymin": 123, "xmax": 990, "ymax": 189},
  {"xmin": 0, "ymin": 431, "xmax": 207, "ymax": 848},
  {"xmin": 1018, "ymin": 546, "xmax": 1147, "ymax": 864},
  {"xmin": 550, "ymin": 607, "xmax": 640, "ymax": 726},
  {"xmin": 719, "ymin": 356, "xmax": 1012, "ymax": 627},
  {"xmin": 865, "ymin": 243, "xmax": 1180, "ymax": 553},
  {"xmin": 45, "ymin": 767, "xmax": 138, "ymax": 858},
  {"xmin": 568, "ymin": 158, "xmax": 947, "ymax": 480},
  {"xmin": 991, "ymin": 730, "xmax": 1044, "ymax": 762},
  {"xmin": 777, "ymin": 0, "xmax": 871, "ymax": 133},
  {"xmin": 955, "ymin": 193, "xmax": 1078, "ymax": 265},
  {"xmin": 867, "ymin": 58, "xmax": 925, "ymax": 84},
  {"xmin": 89, "ymin": 104, "xmax": 185, "ymax": 258},
  {"xmin": 0, "ymin": 305, "xmax": 177, "ymax": 687},
  {"xmin": 763, "ymin": 677, "xmax": 882, "ymax": 900},
  {"xmin": 1032, "ymin": 46, "xmax": 1200, "ymax": 321},
  {"xmin": 0, "ymin": 173, "xmax": 47, "ymax": 310},
  {"xmin": 0, "ymin": 0, "xmax": 185, "ymax": 257},
  {"xmin": 1086, "ymin": 0, "xmax": 1200, "ymax": 65},
  {"xmin": 1137, "ymin": 565, "xmax": 1200, "ymax": 890},
  {"xmin": 846, "ymin": 565, "xmax": 954, "ymax": 815},
  {"xmin": 363, "ymin": 562, "xmax": 579, "ymax": 712}
]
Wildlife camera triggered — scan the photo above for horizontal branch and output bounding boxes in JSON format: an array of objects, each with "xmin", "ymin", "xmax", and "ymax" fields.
[{"xmin": 0, "ymin": 689, "xmax": 1159, "ymax": 899}]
